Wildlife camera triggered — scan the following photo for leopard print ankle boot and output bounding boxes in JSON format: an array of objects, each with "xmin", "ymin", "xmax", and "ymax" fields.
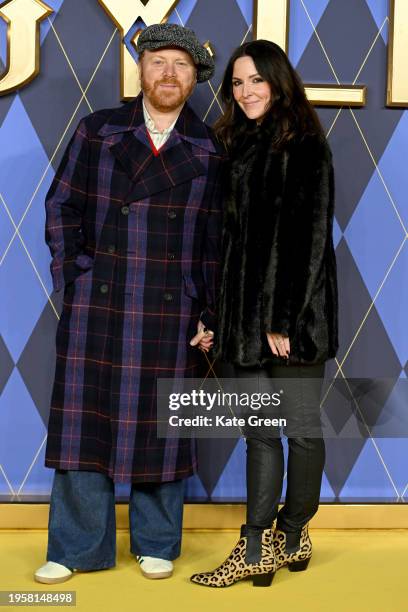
[
  {"xmin": 190, "ymin": 527, "xmax": 276, "ymax": 588},
  {"xmin": 273, "ymin": 523, "xmax": 312, "ymax": 571}
]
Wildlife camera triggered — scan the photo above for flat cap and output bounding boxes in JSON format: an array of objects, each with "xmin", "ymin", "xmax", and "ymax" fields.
[{"xmin": 136, "ymin": 23, "xmax": 214, "ymax": 83}]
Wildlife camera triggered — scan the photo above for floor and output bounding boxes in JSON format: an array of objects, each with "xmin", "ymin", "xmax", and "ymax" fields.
[{"xmin": 0, "ymin": 529, "xmax": 407, "ymax": 612}]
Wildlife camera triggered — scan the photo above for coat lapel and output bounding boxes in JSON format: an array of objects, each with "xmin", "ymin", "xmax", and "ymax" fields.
[
  {"xmin": 98, "ymin": 93, "xmax": 215, "ymax": 201},
  {"xmin": 123, "ymin": 130, "xmax": 207, "ymax": 203},
  {"xmin": 109, "ymin": 126, "xmax": 154, "ymax": 185}
]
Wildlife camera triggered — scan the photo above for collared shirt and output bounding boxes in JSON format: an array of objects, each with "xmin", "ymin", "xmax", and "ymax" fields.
[{"xmin": 142, "ymin": 97, "xmax": 181, "ymax": 150}]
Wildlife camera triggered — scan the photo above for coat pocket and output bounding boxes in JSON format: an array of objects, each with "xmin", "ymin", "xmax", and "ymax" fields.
[
  {"xmin": 64, "ymin": 254, "xmax": 94, "ymax": 289},
  {"xmin": 64, "ymin": 268, "xmax": 94, "ymax": 300},
  {"xmin": 183, "ymin": 274, "xmax": 206, "ymax": 303}
]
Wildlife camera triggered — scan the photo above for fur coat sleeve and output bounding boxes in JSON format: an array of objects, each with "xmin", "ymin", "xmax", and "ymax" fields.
[{"xmin": 262, "ymin": 134, "xmax": 335, "ymax": 339}]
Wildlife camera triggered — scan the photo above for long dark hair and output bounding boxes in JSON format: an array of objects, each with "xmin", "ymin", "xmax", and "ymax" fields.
[{"xmin": 214, "ymin": 40, "xmax": 325, "ymax": 151}]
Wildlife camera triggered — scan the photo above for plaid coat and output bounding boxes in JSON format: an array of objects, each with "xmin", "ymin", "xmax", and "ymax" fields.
[{"xmin": 44, "ymin": 93, "xmax": 224, "ymax": 483}]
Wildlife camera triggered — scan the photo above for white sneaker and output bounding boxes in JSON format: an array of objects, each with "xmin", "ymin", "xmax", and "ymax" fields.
[
  {"xmin": 136, "ymin": 556, "xmax": 173, "ymax": 579},
  {"xmin": 34, "ymin": 561, "xmax": 73, "ymax": 584}
]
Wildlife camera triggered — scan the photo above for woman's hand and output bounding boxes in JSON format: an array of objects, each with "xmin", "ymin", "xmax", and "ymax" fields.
[
  {"xmin": 266, "ymin": 332, "xmax": 290, "ymax": 359},
  {"xmin": 190, "ymin": 320, "xmax": 214, "ymax": 352}
]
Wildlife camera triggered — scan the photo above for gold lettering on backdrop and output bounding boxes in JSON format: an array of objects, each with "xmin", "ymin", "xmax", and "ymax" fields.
[
  {"xmin": 98, "ymin": 0, "xmax": 182, "ymax": 100},
  {"xmin": 0, "ymin": 0, "xmax": 52, "ymax": 96},
  {"xmin": 387, "ymin": 0, "xmax": 408, "ymax": 106},
  {"xmin": 304, "ymin": 85, "xmax": 366, "ymax": 106},
  {"xmin": 253, "ymin": 0, "xmax": 366, "ymax": 106},
  {"xmin": 253, "ymin": 0, "xmax": 289, "ymax": 51}
]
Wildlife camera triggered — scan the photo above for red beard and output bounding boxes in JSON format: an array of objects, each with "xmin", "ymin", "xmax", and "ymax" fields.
[{"xmin": 141, "ymin": 75, "xmax": 195, "ymax": 112}]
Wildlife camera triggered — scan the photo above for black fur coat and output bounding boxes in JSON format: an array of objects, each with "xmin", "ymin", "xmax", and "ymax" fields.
[{"xmin": 215, "ymin": 123, "xmax": 339, "ymax": 367}]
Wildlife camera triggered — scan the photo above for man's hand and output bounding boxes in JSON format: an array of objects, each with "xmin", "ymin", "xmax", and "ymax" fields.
[
  {"xmin": 190, "ymin": 320, "xmax": 214, "ymax": 352},
  {"xmin": 266, "ymin": 332, "xmax": 290, "ymax": 359}
]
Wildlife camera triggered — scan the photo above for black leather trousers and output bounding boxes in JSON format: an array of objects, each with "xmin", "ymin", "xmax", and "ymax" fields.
[{"xmin": 235, "ymin": 362, "xmax": 325, "ymax": 558}]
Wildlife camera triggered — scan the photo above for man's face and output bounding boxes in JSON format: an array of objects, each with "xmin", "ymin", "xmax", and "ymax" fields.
[{"xmin": 139, "ymin": 48, "xmax": 197, "ymax": 112}]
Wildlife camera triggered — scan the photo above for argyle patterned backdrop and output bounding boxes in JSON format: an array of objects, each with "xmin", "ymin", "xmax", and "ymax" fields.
[{"xmin": 0, "ymin": 0, "xmax": 407, "ymax": 503}]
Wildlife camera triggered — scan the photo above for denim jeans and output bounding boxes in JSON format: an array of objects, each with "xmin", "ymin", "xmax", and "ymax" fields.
[
  {"xmin": 46, "ymin": 470, "xmax": 185, "ymax": 570},
  {"xmin": 235, "ymin": 362, "xmax": 325, "ymax": 548}
]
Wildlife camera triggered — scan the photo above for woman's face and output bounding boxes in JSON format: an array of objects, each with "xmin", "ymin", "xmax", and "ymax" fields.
[{"xmin": 232, "ymin": 56, "xmax": 272, "ymax": 121}]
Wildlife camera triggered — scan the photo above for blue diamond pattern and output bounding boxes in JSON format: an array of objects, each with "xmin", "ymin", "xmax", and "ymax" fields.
[
  {"xmin": 339, "ymin": 439, "xmax": 400, "ymax": 500},
  {"xmin": 320, "ymin": 471, "xmax": 336, "ymax": 501},
  {"xmin": 167, "ymin": 0, "xmax": 198, "ymax": 27},
  {"xmin": 235, "ymin": 0, "xmax": 251, "ymax": 27},
  {"xmin": 376, "ymin": 111, "xmax": 408, "ymax": 231},
  {"xmin": 185, "ymin": 473, "xmax": 209, "ymax": 500},
  {"xmin": 0, "ymin": 96, "xmax": 51, "ymax": 228},
  {"xmin": 0, "ymin": 333, "xmax": 14, "ymax": 395},
  {"xmin": 18, "ymin": 173, "xmax": 54, "ymax": 297},
  {"xmin": 365, "ymin": 0, "xmax": 388, "ymax": 43},
  {"xmin": 290, "ymin": 0, "xmax": 331, "ymax": 66},
  {"xmin": 39, "ymin": 0, "xmax": 65, "ymax": 44},
  {"xmin": 344, "ymin": 169, "xmax": 405, "ymax": 300},
  {"xmin": 211, "ymin": 438, "xmax": 246, "ymax": 500},
  {"xmin": 0, "ymin": 232, "xmax": 48, "ymax": 362},
  {"xmin": 374, "ymin": 438, "xmax": 408, "ymax": 499},
  {"xmin": 333, "ymin": 217, "xmax": 342, "ymax": 249},
  {"xmin": 0, "ymin": 199, "xmax": 14, "ymax": 264},
  {"xmin": 370, "ymin": 379, "xmax": 408, "ymax": 439},
  {"xmin": 375, "ymin": 242, "xmax": 408, "ymax": 367},
  {"xmin": 0, "ymin": 368, "xmax": 47, "ymax": 495},
  {"xmin": 18, "ymin": 439, "xmax": 54, "ymax": 495}
]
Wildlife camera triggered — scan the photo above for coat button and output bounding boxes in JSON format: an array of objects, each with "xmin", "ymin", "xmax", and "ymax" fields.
[
  {"xmin": 100, "ymin": 283, "xmax": 109, "ymax": 294},
  {"xmin": 163, "ymin": 292, "xmax": 173, "ymax": 302},
  {"xmin": 107, "ymin": 244, "xmax": 116, "ymax": 254},
  {"xmin": 121, "ymin": 205, "xmax": 130, "ymax": 215},
  {"xmin": 168, "ymin": 252, "xmax": 175, "ymax": 260},
  {"xmin": 167, "ymin": 210, "xmax": 177, "ymax": 219}
]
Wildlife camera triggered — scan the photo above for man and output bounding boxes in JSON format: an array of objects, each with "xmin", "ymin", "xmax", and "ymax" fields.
[{"xmin": 34, "ymin": 23, "xmax": 223, "ymax": 584}]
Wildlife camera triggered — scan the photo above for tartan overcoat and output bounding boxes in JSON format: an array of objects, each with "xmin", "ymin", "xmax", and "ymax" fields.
[{"xmin": 44, "ymin": 93, "xmax": 224, "ymax": 483}]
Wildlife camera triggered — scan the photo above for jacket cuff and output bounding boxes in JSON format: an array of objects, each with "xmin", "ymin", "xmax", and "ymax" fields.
[
  {"xmin": 263, "ymin": 317, "xmax": 291, "ymax": 337},
  {"xmin": 200, "ymin": 307, "xmax": 217, "ymax": 333}
]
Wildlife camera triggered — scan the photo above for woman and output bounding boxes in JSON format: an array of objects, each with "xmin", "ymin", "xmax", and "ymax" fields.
[{"xmin": 190, "ymin": 40, "xmax": 338, "ymax": 588}]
